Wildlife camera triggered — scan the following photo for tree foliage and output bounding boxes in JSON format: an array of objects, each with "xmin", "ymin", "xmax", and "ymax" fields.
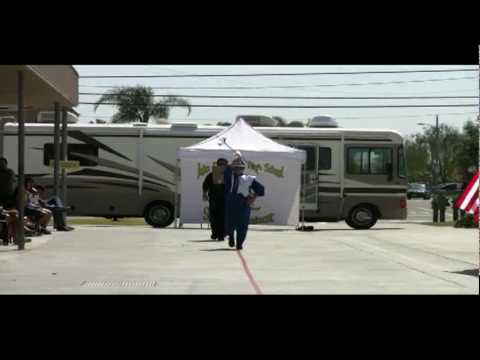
[
  {"xmin": 405, "ymin": 120, "xmax": 479, "ymax": 184},
  {"xmin": 93, "ymin": 86, "xmax": 191, "ymax": 123}
]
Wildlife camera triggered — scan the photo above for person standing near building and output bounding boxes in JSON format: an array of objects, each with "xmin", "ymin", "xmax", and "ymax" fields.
[
  {"xmin": 224, "ymin": 154, "xmax": 265, "ymax": 250},
  {"xmin": 202, "ymin": 158, "xmax": 228, "ymax": 241},
  {"xmin": 0, "ymin": 157, "xmax": 16, "ymax": 208}
]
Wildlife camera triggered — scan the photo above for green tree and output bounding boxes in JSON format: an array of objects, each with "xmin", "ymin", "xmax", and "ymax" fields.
[
  {"xmin": 415, "ymin": 124, "xmax": 461, "ymax": 183},
  {"xmin": 93, "ymin": 86, "xmax": 191, "ymax": 123},
  {"xmin": 404, "ymin": 121, "xmax": 477, "ymax": 184},
  {"xmin": 456, "ymin": 120, "xmax": 479, "ymax": 181},
  {"xmin": 404, "ymin": 135, "xmax": 431, "ymax": 183}
]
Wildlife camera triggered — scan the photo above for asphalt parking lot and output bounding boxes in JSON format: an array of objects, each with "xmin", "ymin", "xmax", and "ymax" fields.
[{"xmin": 0, "ymin": 219, "xmax": 477, "ymax": 294}]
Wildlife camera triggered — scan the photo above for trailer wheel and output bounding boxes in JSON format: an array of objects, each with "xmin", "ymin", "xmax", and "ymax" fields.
[
  {"xmin": 345, "ymin": 205, "xmax": 378, "ymax": 230},
  {"xmin": 144, "ymin": 201, "xmax": 174, "ymax": 228}
]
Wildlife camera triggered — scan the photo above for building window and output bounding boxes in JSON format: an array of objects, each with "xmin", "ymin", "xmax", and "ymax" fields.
[
  {"xmin": 348, "ymin": 147, "xmax": 392, "ymax": 175},
  {"xmin": 44, "ymin": 143, "xmax": 98, "ymax": 166},
  {"xmin": 318, "ymin": 147, "xmax": 332, "ymax": 170}
]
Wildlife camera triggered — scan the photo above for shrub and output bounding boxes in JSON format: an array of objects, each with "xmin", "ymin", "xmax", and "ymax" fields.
[{"xmin": 454, "ymin": 213, "xmax": 477, "ymax": 228}]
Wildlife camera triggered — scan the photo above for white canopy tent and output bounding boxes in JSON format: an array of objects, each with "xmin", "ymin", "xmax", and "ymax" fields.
[{"xmin": 176, "ymin": 119, "xmax": 306, "ymax": 227}]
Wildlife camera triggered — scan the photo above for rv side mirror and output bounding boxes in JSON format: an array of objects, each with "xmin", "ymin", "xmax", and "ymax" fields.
[{"xmin": 386, "ymin": 163, "xmax": 393, "ymax": 181}]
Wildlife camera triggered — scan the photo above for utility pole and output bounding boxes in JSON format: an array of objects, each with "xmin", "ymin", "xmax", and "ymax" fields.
[
  {"xmin": 53, "ymin": 102, "xmax": 61, "ymax": 199},
  {"xmin": 16, "ymin": 71, "xmax": 25, "ymax": 250},
  {"xmin": 417, "ymin": 117, "xmax": 441, "ymax": 189},
  {"xmin": 61, "ymin": 108, "xmax": 68, "ymax": 206},
  {"xmin": 434, "ymin": 114, "xmax": 440, "ymax": 187}
]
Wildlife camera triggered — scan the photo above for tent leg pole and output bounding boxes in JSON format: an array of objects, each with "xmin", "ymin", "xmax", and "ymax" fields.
[
  {"xmin": 302, "ymin": 163, "xmax": 306, "ymax": 227},
  {"xmin": 174, "ymin": 159, "xmax": 179, "ymax": 229}
]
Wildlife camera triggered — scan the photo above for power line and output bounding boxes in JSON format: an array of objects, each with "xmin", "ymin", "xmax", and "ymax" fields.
[
  {"xmin": 337, "ymin": 111, "xmax": 478, "ymax": 120},
  {"xmin": 79, "ymin": 92, "xmax": 479, "ymax": 100},
  {"xmin": 79, "ymin": 102, "xmax": 478, "ymax": 109},
  {"xmin": 80, "ymin": 111, "xmax": 479, "ymax": 121},
  {"xmin": 79, "ymin": 68, "xmax": 478, "ymax": 78},
  {"xmin": 78, "ymin": 76, "xmax": 477, "ymax": 90}
]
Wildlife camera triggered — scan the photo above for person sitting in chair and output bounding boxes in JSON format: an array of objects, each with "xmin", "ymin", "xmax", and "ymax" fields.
[
  {"xmin": 24, "ymin": 178, "xmax": 52, "ymax": 235},
  {"xmin": 36, "ymin": 185, "xmax": 74, "ymax": 232}
]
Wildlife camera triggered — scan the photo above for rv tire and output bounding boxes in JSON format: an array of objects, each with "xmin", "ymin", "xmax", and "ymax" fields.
[
  {"xmin": 345, "ymin": 204, "xmax": 378, "ymax": 230},
  {"xmin": 144, "ymin": 201, "xmax": 174, "ymax": 228}
]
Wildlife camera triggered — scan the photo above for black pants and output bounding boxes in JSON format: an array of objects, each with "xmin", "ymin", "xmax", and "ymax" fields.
[
  {"xmin": 45, "ymin": 198, "xmax": 66, "ymax": 229},
  {"xmin": 209, "ymin": 196, "xmax": 225, "ymax": 239}
]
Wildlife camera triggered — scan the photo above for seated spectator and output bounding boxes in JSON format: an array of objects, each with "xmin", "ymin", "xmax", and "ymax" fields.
[
  {"xmin": 36, "ymin": 185, "xmax": 74, "ymax": 231},
  {"xmin": 0, "ymin": 157, "xmax": 16, "ymax": 209},
  {"xmin": 24, "ymin": 177, "xmax": 52, "ymax": 235}
]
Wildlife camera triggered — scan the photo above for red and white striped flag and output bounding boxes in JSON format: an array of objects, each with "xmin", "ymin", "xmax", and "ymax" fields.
[{"xmin": 456, "ymin": 171, "xmax": 479, "ymax": 224}]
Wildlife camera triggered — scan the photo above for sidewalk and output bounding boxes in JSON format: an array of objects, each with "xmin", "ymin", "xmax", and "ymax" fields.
[{"xmin": 0, "ymin": 232, "xmax": 52, "ymax": 253}]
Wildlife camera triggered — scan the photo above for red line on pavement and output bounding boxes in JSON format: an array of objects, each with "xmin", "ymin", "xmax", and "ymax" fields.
[{"xmin": 236, "ymin": 250, "xmax": 263, "ymax": 295}]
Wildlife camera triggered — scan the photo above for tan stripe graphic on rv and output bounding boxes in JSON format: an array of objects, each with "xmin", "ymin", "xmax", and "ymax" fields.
[
  {"xmin": 70, "ymin": 152, "xmax": 176, "ymax": 187},
  {"xmin": 147, "ymin": 156, "xmax": 180, "ymax": 176}
]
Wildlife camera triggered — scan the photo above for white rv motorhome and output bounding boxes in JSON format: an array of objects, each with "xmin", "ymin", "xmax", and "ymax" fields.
[{"xmin": 2, "ymin": 121, "xmax": 408, "ymax": 229}]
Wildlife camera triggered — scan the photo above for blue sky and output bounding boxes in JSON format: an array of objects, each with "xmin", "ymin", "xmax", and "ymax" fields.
[{"xmin": 74, "ymin": 65, "xmax": 479, "ymax": 137}]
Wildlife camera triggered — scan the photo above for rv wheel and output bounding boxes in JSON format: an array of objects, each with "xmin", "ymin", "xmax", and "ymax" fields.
[
  {"xmin": 346, "ymin": 205, "xmax": 378, "ymax": 230},
  {"xmin": 144, "ymin": 201, "xmax": 174, "ymax": 228}
]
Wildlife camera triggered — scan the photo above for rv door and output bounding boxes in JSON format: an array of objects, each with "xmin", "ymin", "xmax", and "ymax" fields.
[{"xmin": 296, "ymin": 145, "xmax": 318, "ymax": 211}]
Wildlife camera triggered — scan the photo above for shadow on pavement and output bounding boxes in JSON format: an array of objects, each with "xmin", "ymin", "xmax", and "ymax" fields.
[
  {"xmin": 449, "ymin": 269, "xmax": 479, "ymax": 277},
  {"xmin": 189, "ymin": 240, "xmax": 222, "ymax": 243},
  {"xmin": 309, "ymin": 227, "xmax": 405, "ymax": 232},
  {"xmin": 0, "ymin": 247, "xmax": 21, "ymax": 253},
  {"xmin": 250, "ymin": 229, "xmax": 295, "ymax": 232},
  {"xmin": 200, "ymin": 248, "xmax": 236, "ymax": 252}
]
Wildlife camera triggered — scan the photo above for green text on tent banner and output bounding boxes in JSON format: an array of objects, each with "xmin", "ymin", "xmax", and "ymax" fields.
[
  {"xmin": 247, "ymin": 161, "xmax": 284, "ymax": 178},
  {"xmin": 197, "ymin": 163, "xmax": 210, "ymax": 179}
]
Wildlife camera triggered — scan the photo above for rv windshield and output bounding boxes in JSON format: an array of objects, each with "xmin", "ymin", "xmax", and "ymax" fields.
[{"xmin": 398, "ymin": 146, "xmax": 406, "ymax": 178}]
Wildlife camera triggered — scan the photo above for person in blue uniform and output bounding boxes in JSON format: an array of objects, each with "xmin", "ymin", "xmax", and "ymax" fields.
[{"xmin": 224, "ymin": 156, "xmax": 265, "ymax": 250}]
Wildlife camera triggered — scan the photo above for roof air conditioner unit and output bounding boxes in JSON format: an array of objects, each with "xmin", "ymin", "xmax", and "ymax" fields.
[
  {"xmin": 307, "ymin": 115, "xmax": 339, "ymax": 128},
  {"xmin": 37, "ymin": 111, "xmax": 79, "ymax": 124},
  {"xmin": 236, "ymin": 115, "xmax": 276, "ymax": 127},
  {"xmin": 151, "ymin": 118, "xmax": 170, "ymax": 125}
]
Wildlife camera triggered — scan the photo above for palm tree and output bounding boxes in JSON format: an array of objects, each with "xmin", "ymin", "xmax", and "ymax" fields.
[{"xmin": 93, "ymin": 86, "xmax": 192, "ymax": 123}]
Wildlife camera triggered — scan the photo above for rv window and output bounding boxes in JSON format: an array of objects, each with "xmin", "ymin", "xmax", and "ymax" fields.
[
  {"xmin": 318, "ymin": 147, "xmax": 332, "ymax": 170},
  {"xmin": 348, "ymin": 148, "xmax": 370, "ymax": 174},
  {"xmin": 68, "ymin": 144, "xmax": 98, "ymax": 166},
  {"xmin": 348, "ymin": 147, "xmax": 392, "ymax": 175},
  {"xmin": 297, "ymin": 146, "xmax": 316, "ymax": 171},
  {"xmin": 370, "ymin": 148, "xmax": 392, "ymax": 174},
  {"xmin": 44, "ymin": 143, "xmax": 98, "ymax": 166}
]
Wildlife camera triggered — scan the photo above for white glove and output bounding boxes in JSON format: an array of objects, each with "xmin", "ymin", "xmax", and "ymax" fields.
[{"xmin": 234, "ymin": 151, "xmax": 242, "ymax": 159}]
